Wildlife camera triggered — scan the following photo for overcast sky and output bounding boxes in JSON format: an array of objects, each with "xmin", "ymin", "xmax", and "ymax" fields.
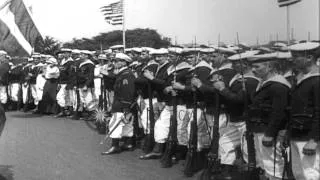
[{"xmin": 27, "ymin": 0, "xmax": 319, "ymax": 45}]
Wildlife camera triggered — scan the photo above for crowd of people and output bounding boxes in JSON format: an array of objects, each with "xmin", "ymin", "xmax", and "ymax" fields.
[{"xmin": 0, "ymin": 41, "xmax": 319, "ymax": 180}]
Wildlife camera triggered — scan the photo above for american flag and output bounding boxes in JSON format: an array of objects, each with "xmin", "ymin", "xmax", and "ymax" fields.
[
  {"xmin": 100, "ymin": 1, "xmax": 123, "ymax": 25},
  {"xmin": 277, "ymin": 0, "xmax": 301, "ymax": 7}
]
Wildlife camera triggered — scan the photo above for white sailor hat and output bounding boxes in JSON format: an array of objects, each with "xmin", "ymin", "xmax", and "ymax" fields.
[
  {"xmin": 72, "ymin": 49, "xmax": 81, "ymax": 54},
  {"xmin": 289, "ymin": 42, "xmax": 320, "ymax": 57},
  {"xmin": 132, "ymin": 47, "xmax": 142, "ymax": 53},
  {"xmin": 167, "ymin": 47, "xmax": 183, "ymax": 54},
  {"xmin": 141, "ymin": 47, "xmax": 155, "ymax": 52},
  {"xmin": 247, "ymin": 52, "xmax": 277, "ymax": 63},
  {"xmin": 98, "ymin": 54, "xmax": 107, "ymax": 60},
  {"xmin": 275, "ymin": 51, "xmax": 292, "ymax": 59},
  {"xmin": 31, "ymin": 52, "xmax": 41, "ymax": 58},
  {"xmin": 228, "ymin": 50, "xmax": 260, "ymax": 61},
  {"xmin": 103, "ymin": 49, "xmax": 112, "ymax": 54},
  {"xmin": 56, "ymin": 48, "xmax": 72, "ymax": 54},
  {"xmin": 110, "ymin": 45, "xmax": 124, "ymax": 49},
  {"xmin": 124, "ymin": 48, "xmax": 132, "ymax": 53},
  {"xmin": 0, "ymin": 50, "xmax": 7, "ymax": 56},
  {"xmin": 215, "ymin": 47, "xmax": 237, "ymax": 55},
  {"xmin": 199, "ymin": 48, "xmax": 216, "ymax": 54},
  {"xmin": 150, "ymin": 48, "xmax": 169, "ymax": 55},
  {"xmin": 115, "ymin": 53, "xmax": 132, "ymax": 62},
  {"xmin": 80, "ymin": 50, "xmax": 94, "ymax": 55},
  {"xmin": 180, "ymin": 48, "xmax": 199, "ymax": 56},
  {"xmin": 46, "ymin": 57, "xmax": 58, "ymax": 65}
]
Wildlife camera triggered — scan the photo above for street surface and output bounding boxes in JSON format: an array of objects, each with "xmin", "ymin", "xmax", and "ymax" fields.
[{"xmin": 0, "ymin": 111, "xmax": 200, "ymax": 180}]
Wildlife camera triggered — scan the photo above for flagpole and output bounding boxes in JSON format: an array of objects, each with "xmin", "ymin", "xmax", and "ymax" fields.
[
  {"xmin": 286, "ymin": 6, "xmax": 290, "ymax": 45},
  {"xmin": 319, "ymin": 0, "xmax": 320, "ymax": 41},
  {"xmin": 122, "ymin": 0, "xmax": 126, "ymax": 50}
]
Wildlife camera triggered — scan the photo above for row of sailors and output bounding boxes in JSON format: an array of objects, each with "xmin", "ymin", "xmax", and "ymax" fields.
[{"xmin": 0, "ymin": 41, "xmax": 319, "ymax": 179}]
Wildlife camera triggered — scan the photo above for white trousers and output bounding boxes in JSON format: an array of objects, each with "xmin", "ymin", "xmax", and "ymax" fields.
[
  {"xmin": 242, "ymin": 132, "xmax": 285, "ymax": 179},
  {"xmin": 154, "ymin": 105, "xmax": 171, "ymax": 143},
  {"xmin": 219, "ymin": 119, "xmax": 246, "ymax": 165},
  {"xmin": 78, "ymin": 88, "xmax": 97, "ymax": 112},
  {"xmin": 36, "ymin": 74, "xmax": 46, "ymax": 104},
  {"xmin": 140, "ymin": 98, "xmax": 158, "ymax": 134},
  {"xmin": 0, "ymin": 86, "xmax": 7, "ymax": 104},
  {"xmin": 94, "ymin": 78, "xmax": 101, "ymax": 98},
  {"xmin": 291, "ymin": 140, "xmax": 320, "ymax": 180},
  {"xmin": 56, "ymin": 84, "xmax": 73, "ymax": 108},
  {"xmin": 109, "ymin": 112, "xmax": 133, "ymax": 138},
  {"xmin": 8, "ymin": 83, "xmax": 20, "ymax": 102},
  {"xmin": 22, "ymin": 84, "xmax": 37, "ymax": 105}
]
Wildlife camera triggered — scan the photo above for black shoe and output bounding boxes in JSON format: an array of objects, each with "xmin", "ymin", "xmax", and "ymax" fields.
[
  {"xmin": 31, "ymin": 108, "xmax": 40, "ymax": 114},
  {"xmin": 139, "ymin": 152, "xmax": 162, "ymax": 160},
  {"xmin": 71, "ymin": 114, "xmax": 80, "ymax": 120},
  {"xmin": 101, "ymin": 146, "xmax": 121, "ymax": 155},
  {"xmin": 54, "ymin": 111, "xmax": 66, "ymax": 118},
  {"xmin": 121, "ymin": 144, "xmax": 134, "ymax": 151}
]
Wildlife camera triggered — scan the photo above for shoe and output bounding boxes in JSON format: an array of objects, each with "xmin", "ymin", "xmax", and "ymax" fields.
[
  {"xmin": 32, "ymin": 109, "xmax": 40, "ymax": 114},
  {"xmin": 54, "ymin": 111, "xmax": 66, "ymax": 118},
  {"xmin": 101, "ymin": 146, "xmax": 121, "ymax": 155},
  {"xmin": 139, "ymin": 152, "xmax": 162, "ymax": 160},
  {"xmin": 71, "ymin": 114, "xmax": 80, "ymax": 120},
  {"xmin": 121, "ymin": 144, "xmax": 134, "ymax": 151}
]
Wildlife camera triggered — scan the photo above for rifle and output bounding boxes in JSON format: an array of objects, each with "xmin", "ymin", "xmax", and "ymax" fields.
[
  {"xmin": 73, "ymin": 64, "xmax": 81, "ymax": 120},
  {"xmin": 160, "ymin": 56, "xmax": 179, "ymax": 168},
  {"xmin": 199, "ymin": 86, "xmax": 221, "ymax": 180},
  {"xmin": 184, "ymin": 39, "xmax": 200, "ymax": 177},
  {"xmin": 281, "ymin": 71, "xmax": 295, "ymax": 180},
  {"xmin": 142, "ymin": 80, "xmax": 156, "ymax": 153}
]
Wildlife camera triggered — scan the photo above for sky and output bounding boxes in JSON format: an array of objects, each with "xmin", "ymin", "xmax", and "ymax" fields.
[{"xmin": 26, "ymin": 0, "xmax": 319, "ymax": 46}]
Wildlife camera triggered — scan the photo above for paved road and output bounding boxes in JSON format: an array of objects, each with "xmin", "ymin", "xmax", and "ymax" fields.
[{"xmin": 0, "ymin": 111, "xmax": 199, "ymax": 180}]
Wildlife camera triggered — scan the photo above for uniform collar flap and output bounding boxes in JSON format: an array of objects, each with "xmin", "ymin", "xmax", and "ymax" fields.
[
  {"xmin": 191, "ymin": 61, "xmax": 213, "ymax": 71},
  {"xmin": 79, "ymin": 59, "xmax": 94, "ymax": 68},
  {"xmin": 229, "ymin": 73, "xmax": 260, "ymax": 87},
  {"xmin": 257, "ymin": 74, "xmax": 291, "ymax": 91},
  {"xmin": 142, "ymin": 61, "xmax": 158, "ymax": 71},
  {"xmin": 297, "ymin": 72, "xmax": 320, "ymax": 85},
  {"xmin": 167, "ymin": 61, "xmax": 192, "ymax": 75},
  {"xmin": 218, "ymin": 63, "xmax": 233, "ymax": 71},
  {"xmin": 61, "ymin": 58, "xmax": 73, "ymax": 66}
]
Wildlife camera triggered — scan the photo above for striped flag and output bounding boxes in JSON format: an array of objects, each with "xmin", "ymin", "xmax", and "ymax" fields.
[
  {"xmin": 277, "ymin": 0, "xmax": 301, "ymax": 7},
  {"xmin": 0, "ymin": 0, "xmax": 42, "ymax": 56},
  {"xmin": 100, "ymin": 0, "xmax": 123, "ymax": 25}
]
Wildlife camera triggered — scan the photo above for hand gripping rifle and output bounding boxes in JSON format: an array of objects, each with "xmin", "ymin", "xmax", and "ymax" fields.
[
  {"xmin": 160, "ymin": 55, "xmax": 179, "ymax": 168},
  {"xmin": 184, "ymin": 40, "xmax": 200, "ymax": 177}
]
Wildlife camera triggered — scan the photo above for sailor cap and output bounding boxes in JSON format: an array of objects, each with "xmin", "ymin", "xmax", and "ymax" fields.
[
  {"xmin": 247, "ymin": 52, "xmax": 277, "ymax": 63},
  {"xmin": 228, "ymin": 50, "xmax": 260, "ymax": 61},
  {"xmin": 0, "ymin": 50, "xmax": 7, "ymax": 55},
  {"xmin": 72, "ymin": 49, "xmax": 81, "ymax": 54},
  {"xmin": 110, "ymin": 45, "xmax": 124, "ymax": 49},
  {"xmin": 289, "ymin": 42, "xmax": 320, "ymax": 58},
  {"xmin": 98, "ymin": 54, "xmax": 107, "ymax": 60},
  {"xmin": 150, "ymin": 48, "xmax": 169, "ymax": 55},
  {"xmin": 115, "ymin": 53, "xmax": 132, "ymax": 62},
  {"xmin": 132, "ymin": 47, "xmax": 142, "ymax": 53}
]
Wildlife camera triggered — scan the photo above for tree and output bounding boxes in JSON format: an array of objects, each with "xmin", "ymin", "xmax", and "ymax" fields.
[
  {"xmin": 34, "ymin": 36, "xmax": 61, "ymax": 55},
  {"xmin": 63, "ymin": 28, "xmax": 171, "ymax": 50}
]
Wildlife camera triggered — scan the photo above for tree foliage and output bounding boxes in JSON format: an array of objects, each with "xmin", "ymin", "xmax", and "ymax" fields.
[
  {"xmin": 34, "ymin": 36, "xmax": 61, "ymax": 55},
  {"xmin": 63, "ymin": 28, "xmax": 171, "ymax": 50}
]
